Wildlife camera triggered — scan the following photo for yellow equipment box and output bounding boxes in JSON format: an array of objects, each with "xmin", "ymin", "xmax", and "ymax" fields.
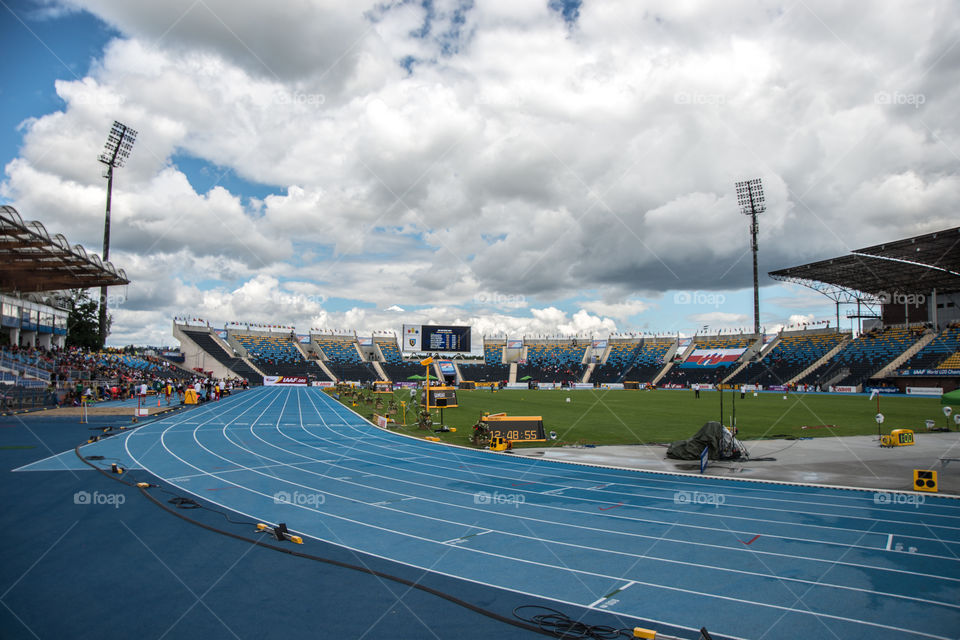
[{"xmin": 880, "ymin": 429, "xmax": 914, "ymax": 447}]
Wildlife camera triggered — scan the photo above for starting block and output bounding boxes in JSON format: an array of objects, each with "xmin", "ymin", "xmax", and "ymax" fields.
[{"xmin": 256, "ymin": 522, "xmax": 303, "ymax": 544}]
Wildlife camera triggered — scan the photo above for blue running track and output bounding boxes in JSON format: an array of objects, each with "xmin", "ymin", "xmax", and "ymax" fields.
[{"xmin": 76, "ymin": 386, "xmax": 960, "ymax": 639}]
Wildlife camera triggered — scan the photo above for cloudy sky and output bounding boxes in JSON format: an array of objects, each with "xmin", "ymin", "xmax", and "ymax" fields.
[{"xmin": 1, "ymin": 0, "xmax": 958, "ymax": 348}]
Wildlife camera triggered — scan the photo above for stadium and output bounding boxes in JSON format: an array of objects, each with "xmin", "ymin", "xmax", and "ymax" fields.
[{"xmin": 2, "ymin": 3, "xmax": 960, "ymax": 640}]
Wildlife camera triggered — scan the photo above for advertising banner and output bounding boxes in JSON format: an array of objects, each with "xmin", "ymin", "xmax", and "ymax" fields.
[
  {"xmin": 907, "ymin": 386, "xmax": 943, "ymax": 396},
  {"xmin": 681, "ymin": 348, "xmax": 746, "ymax": 368},
  {"xmin": 297, "ymin": 334, "xmax": 311, "ymax": 344},
  {"xmin": 438, "ymin": 360, "xmax": 456, "ymax": 376},
  {"xmin": 264, "ymin": 376, "xmax": 308, "ymax": 386},
  {"xmin": 898, "ymin": 369, "xmax": 960, "ymax": 376},
  {"xmin": 571, "ymin": 382, "xmax": 594, "ymax": 390},
  {"xmin": 830, "ymin": 385, "xmax": 857, "ymax": 393},
  {"xmin": 537, "ymin": 382, "xmax": 559, "ymax": 389},
  {"xmin": 507, "ymin": 338, "xmax": 523, "ymax": 349},
  {"xmin": 599, "ymin": 382, "xmax": 624, "ymax": 390}
]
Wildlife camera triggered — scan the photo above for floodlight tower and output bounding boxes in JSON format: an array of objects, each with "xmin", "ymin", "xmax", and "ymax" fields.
[
  {"xmin": 735, "ymin": 178, "xmax": 765, "ymax": 335},
  {"xmin": 97, "ymin": 121, "xmax": 137, "ymax": 347}
]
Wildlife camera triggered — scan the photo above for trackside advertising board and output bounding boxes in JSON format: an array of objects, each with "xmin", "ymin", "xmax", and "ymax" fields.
[{"xmin": 264, "ymin": 376, "xmax": 308, "ymax": 386}]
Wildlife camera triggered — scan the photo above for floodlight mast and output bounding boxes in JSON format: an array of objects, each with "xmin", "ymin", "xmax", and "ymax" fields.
[
  {"xmin": 96, "ymin": 121, "xmax": 137, "ymax": 347},
  {"xmin": 735, "ymin": 178, "xmax": 765, "ymax": 335}
]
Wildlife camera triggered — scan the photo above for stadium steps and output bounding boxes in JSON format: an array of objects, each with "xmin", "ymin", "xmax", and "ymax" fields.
[
  {"xmin": 371, "ymin": 360, "xmax": 389, "ymax": 382},
  {"xmin": 225, "ymin": 333, "xmax": 249, "ymax": 358},
  {"xmin": 652, "ymin": 339, "xmax": 693, "ymax": 384},
  {"xmin": 452, "ymin": 361, "xmax": 463, "ymax": 383},
  {"xmin": 582, "ymin": 363, "xmax": 595, "ymax": 383},
  {"xmin": 873, "ymin": 329, "xmax": 936, "ymax": 378},
  {"xmin": 292, "ymin": 339, "xmax": 312, "ymax": 360},
  {"xmin": 314, "ymin": 359, "xmax": 337, "ymax": 382},
  {"xmin": 788, "ymin": 333, "xmax": 851, "ymax": 385},
  {"xmin": 652, "ymin": 361, "xmax": 673, "ymax": 385},
  {"xmin": 722, "ymin": 336, "xmax": 770, "ymax": 383},
  {"xmin": 509, "ymin": 363, "xmax": 517, "ymax": 383},
  {"xmin": 821, "ymin": 367, "xmax": 851, "ymax": 388}
]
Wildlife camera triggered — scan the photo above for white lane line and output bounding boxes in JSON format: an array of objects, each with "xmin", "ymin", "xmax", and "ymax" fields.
[
  {"xmin": 887, "ymin": 534, "xmax": 894, "ymax": 551},
  {"xmin": 588, "ymin": 580, "xmax": 636, "ymax": 608}
]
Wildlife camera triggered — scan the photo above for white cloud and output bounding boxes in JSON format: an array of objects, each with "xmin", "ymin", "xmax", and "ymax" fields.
[{"xmin": 3, "ymin": 0, "xmax": 957, "ymax": 345}]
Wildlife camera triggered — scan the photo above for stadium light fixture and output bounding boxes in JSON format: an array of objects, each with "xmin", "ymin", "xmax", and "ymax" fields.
[
  {"xmin": 97, "ymin": 120, "xmax": 137, "ymax": 347},
  {"xmin": 735, "ymin": 178, "xmax": 765, "ymax": 335}
]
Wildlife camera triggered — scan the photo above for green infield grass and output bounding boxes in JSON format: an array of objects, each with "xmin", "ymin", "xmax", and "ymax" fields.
[{"xmin": 333, "ymin": 388, "xmax": 951, "ymax": 449}]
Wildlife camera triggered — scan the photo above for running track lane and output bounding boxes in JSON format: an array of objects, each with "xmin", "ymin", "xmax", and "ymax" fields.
[{"xmin": 92, "ymin": 386, "xmax": 960, "ymax": 640}]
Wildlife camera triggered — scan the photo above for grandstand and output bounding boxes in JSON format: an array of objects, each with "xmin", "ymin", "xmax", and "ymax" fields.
[
  {"xmin": 798, "ymin": 325, "xmax": 923, "ymax": 387},
  {"xmin": 657, "ymin": 334, "xmax": 757, "ymax": 386},
  {"xmin": 898, "ymin": 324, "xmax": 960, "ymax": 370},
  {"xmin": 375, "ymin": 337, "xmax": 421, "ymax": 381},
  {"xmin": 590, "ymin": 338, "xmax": 676, "ymax": 384},
  {"xmin": 314, "ymin": 334, "xmax": 378, "ymax": 382},
  {"xmin": 728, "ymin": 331, "xmax": 846, "ymax": 386},
  {"xmin": 232, "ymin": 332, "xmax": 319, "ymax": 377},
  {"xmin": 456, "ymin": 339, "xmax": 508, "ymax": 383},
  {"xmin": 516, "ymin": 339, "xmax": 587, "ymax": 382},
  {"xmin": 176, "ymin": 326, "xmax": 264, "ymax": 384}
]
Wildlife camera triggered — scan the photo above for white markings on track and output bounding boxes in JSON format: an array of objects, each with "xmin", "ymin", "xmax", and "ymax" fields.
[
  {"xmin": 443, "ymin": 530, "xmax": 493, "ymax": 545},
  {"xmin": 588, "ymin": 581, "xmax": 635, "ymax": 609},
  {"xmin": 542, "ymin": 488, "xmax": 568, "ymax": 496}
]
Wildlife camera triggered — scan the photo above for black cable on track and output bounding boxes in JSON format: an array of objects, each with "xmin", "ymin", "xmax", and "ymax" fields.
[{"xmin": 73, "ymin": 444, "xmax": 555, "ymax": 637}]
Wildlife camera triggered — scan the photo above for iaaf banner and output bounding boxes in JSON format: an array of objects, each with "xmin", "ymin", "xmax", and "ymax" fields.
[
  {"xmin": 898, "ymin": 368, "xmax": 960, "ymax": 376},
  {"xmin": 264, "ymin": 376, "xmax": 308, "ymax": 386},
  {"xmin": 507, "ymin": 338, "xmax": 523, "ymax": 349},
  {"xmin": 681, "ymin": 348, "xmax": 746, "ymax": 368}
]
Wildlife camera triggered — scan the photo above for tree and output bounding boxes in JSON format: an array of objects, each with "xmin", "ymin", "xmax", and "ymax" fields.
[{"xmin": 62, "ymin": 289, "xmax": 108, "ymax": 349}]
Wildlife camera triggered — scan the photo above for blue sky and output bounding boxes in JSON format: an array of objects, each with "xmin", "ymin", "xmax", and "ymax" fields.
[{"xmin": 2, "ymin": 0, "xmax": 957, "ymax": 346}]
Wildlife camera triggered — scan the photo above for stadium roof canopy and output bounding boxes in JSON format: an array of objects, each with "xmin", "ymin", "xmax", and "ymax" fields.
[
  {"xmin": 0, "ymin": 205, "xmax": 129, "ymax": 293},
  {"xmin": 769, "ymin": 226, "xmax": 960, "ymax": 302}
]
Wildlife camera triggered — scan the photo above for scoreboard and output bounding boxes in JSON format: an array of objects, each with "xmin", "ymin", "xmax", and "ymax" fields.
[
  {"xmin": 483, "ymin": 415, "xmax": 546, "ymax": 442},
  {"xmin": 403, "ymin": 324, "xmax": 471, "ymax": 352}
]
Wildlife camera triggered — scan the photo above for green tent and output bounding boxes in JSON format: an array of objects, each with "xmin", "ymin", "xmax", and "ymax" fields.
[
  {"xmin": 407, "ymin": 374, "xmax": 426, "ymax": 381},
  {"xmin": 519, "ymin": 375, "xmax": 532, "ymax": 381},
  {"xmin": 940, "ymin": 388, "xmax": 960, "ymax": 405}
]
